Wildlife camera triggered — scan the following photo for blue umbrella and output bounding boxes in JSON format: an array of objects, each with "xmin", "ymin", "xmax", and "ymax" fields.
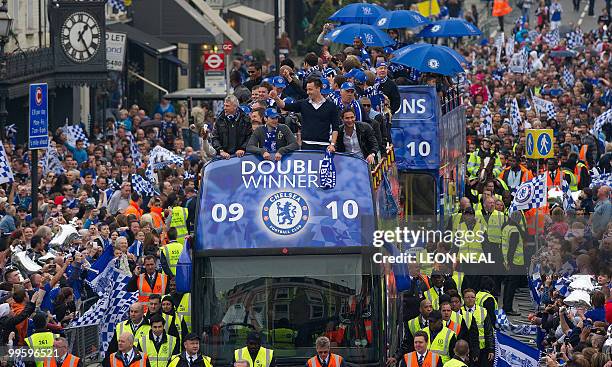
[
  {"xmin": 417, "ymin": 18, "xmax": 482, "ymax": 38},
  {"xmin": 375, "ymin": 10, "xmax": 430, "ymax": 29},
  {"xmin": 390, "ymin": 44, "xmax": 465, "ymax": 76},
  {"xmin": 329, "ymin": 3, "xmax": 387, "ymax": 25},
  {"xmin": 325, "ymin": 24, "xmax": 395, "ymax": 47}
]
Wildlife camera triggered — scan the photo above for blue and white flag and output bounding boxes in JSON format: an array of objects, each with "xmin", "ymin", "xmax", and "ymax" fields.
[
  {"xmin": 149, "ymin": 145, "xmax": 184, "ymax": 169},
  {"xmin": 319, "ymin": 151, "xmax": 336, "ymax": 190},
  {"xmin": 591, "ymin": 109, "xmax": 612, "ymax": 147},
  {"xmin": 532, "ymin": 95, "xmax": 556, "ymax": 120},
  {"xmin": 554, "ymin": 276, "xmax": 571, "ymax": 297},
  {"xmin": 510, "ymin": 98, "xmax": 522, "ymax": 136},
  {"xmin": 562, "ymin": 179, "xmax": 575, "ymax": 211},
  {"xmin": 109, "ymin": 0, "xmax": 126, "ymax": 11},
  {"xmin": 131, "ymin": 173, "xmax": 156, "ymax": 197},
  {"xmin": 509, "ymin": 174, "xmax": 547, "ymax": 214},
  {"xmin": 71, "ymin": 264, "xmax": 137, "ymax": 357},
  {"xmin": 567, "ymin": 29, "xmax": 584, "ymax": 49},
  {"xmin": 63, "ymin": 124, "xmax": 90, "ymax": 148},
  {"xmin": 590, "ymin": 172, "xmax": 612, "ymax": 188},
  {"xmin": 42, "ymin": 141, "xmax": 66, "ymax": 176},
  {"xmin": 480, "ymin": 104, "xmax": 494, "ymax": 136},
  {"xmin": 496, "ymin": 310, "xmax": 540, "ymax": 335},
  {"xmin": 529, "ymin": 263, "xmax": 543, "ymax": 305},
  {"xmin": 126, "ymin": 132, "xmax": 142, "ymax": 168},
  {"xmin": 544, "ymin": 29, "xmax": 560, "ymax": 47},
  {"xmin": 0, "ymin": 143, "xmax": 14, "ymax": 185},
  {"xmin": 86, "ymin": 241, "xmax": 115, "ymax": 282},
  {"xmin": 495, "ymin": 331, "xmax": 541, "ymax": 367},
  {"xmin": 4, "ymin": 124, "xmax": 16, "ymax": 147},
  {"xmin": 563, "ymin": 67, "xmax": 575, "ymax": 88}
]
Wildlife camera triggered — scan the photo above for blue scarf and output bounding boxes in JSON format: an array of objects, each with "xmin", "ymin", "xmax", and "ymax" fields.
[
  {"xmin": 319, "ymin": 151, "xmax": 336, "ymax": 190},
  {"xmin": 264, "ymin": 127, "xmax": 278, "ymax": 153}
]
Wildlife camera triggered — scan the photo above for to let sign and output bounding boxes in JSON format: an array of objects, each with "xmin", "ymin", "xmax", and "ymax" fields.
[
  {"xmin": 106, "ymin": 32, "xmax": 127, "ymax": 71},
  {"xmin": 29, "ymin": 83, "xmax": 49, "ymax": 150}
]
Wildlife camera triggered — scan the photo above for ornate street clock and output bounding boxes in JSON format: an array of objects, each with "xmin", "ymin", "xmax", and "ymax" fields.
[
  {"xmin": 49, "ymin": 0, "xmax": 107, "ymax": 74},
  {"xmin": 60, "ymin": 11, "xmax": 102, "ymax": 63}
]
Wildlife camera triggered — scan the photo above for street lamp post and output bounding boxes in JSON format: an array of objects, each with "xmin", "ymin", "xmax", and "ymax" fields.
[{"xmin": 0, "ymin": 0, "xmax": 14, "ymax": 136}]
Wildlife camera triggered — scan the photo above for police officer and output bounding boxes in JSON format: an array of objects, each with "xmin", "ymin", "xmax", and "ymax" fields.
[
  {"xmin": 387, "ymin": 300, "xmax": 433, "ymax": 366},
  {"xmin": 233, "ymin": 332, "xmax": 276, "ymax": 367},
  {"xmin": 105, "ymin": 333, "xmax": 151, "ymax": 367},
  {"xmin": 160, "ymin": 228, "xmax": 183, "ymax": 277},
  {"xmin": 106, "ymin": 303, "xmax": 151, "ymax": 362},
  {"xmin": 168, "ymin": 333, "xmax": 213, "ymax": 367},
  {"xmin": 26, "ymin": 312, "xmax": 58, "ymax": 367},
  {"xmin": 42, "ymin": 337, "xmax": 82, "ymax": 367},
  {"xmin": 398, "ymin": 331, "xmax": 443, "ymax": 367},
  {"xmin": 137, "ymin": 315, "xmax": 180, "ymax": 367},
  {"xmin": 443, "ymin": 340, "xmax": 470, "ymax": 367},
  {"xmin": 421, "ymin": 311, "xmax": 457, "ymax": 364},
  {"xmin": 305, "ymin": 336, "xmax": 346, "ymax": 367},
  {"xmin": 501, "ymin": 211, "xmax": 525, "ymax": 316}
]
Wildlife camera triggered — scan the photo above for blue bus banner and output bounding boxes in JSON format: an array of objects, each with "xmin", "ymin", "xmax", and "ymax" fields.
[
  {"xmin": 391, "ymin": 86, "xmax": 440, "ymax": 170},
  {"xmin": 28, "ymin": 83, "xmax": 49, "ymax": 150},
  {"xmin": 196, "ymin": 152, "xmax": 376, "ymax": 251}
]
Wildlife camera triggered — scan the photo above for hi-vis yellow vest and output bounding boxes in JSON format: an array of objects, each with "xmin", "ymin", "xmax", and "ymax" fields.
[
  {"xmin": 501, "ymin": 224, "xmax": 524, "ymax": 266},
  {"xmin": 177, "ymin": 293, "xmax": 191, "ymax": 333},
  {"xmin": 162, "ymin": 241, "xmax": 183, "ymax": 276},
  {"xmin": 138, "ymin": 334, "xmax": 177, "ymax": 367},
  {"xmin": 170, "ymin": 207, "xmax": 188, "ymax": 244},
  {"xmin": 115, "ymin": 321, "xmax": 151, "ymax": 346},
  {"xmin": 476, "ymin": 210, "xmax": 504, "ymax": 245},
  {"xmin": 457, "ymin": 221, "xmax": 484, "ymax": 257},
  {"xmin": 234, "ymin": 347, "xmax": 274, "ymax": 367},
  {"xmin": 461, "ymin": 306, "xmax": 488, "ymax": 349},
  {"xmin": 422, "ymin": 326, "xmax": 456, "ymax": 364},
  {"xmin": 167, "ymin": 355, "xmax": 212, "ymax": 367},
  {"xmin": 26, "ymin": 331, "xmax": 57, "ymax": 367}
]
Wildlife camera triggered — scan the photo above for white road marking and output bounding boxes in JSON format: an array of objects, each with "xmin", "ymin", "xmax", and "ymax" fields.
[{"xmin": 578, "ymin": 3, "xmax": 589, "ymax": 26}]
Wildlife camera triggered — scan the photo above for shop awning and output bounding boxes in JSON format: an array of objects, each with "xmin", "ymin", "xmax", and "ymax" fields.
[
  {"xmin": 228, "ymin": 5, "xmax": 275, "ymax": 24},
  {"xmin": 107, "ymin": 23, "xmax": 176, "ymax": 56}
]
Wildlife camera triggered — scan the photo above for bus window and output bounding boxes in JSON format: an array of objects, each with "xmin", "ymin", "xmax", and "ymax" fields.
[
  {"xmin": 399, "ymin": 173, "xmax": 436, "ymax": 227},
  {"xmin": 197, "ymin": 255, "xmax": 379, "ymax": 365}
]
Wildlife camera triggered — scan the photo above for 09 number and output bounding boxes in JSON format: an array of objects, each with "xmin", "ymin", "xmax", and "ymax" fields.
[
  {"xmin": 326, "ymin": 200, "xmax": 359, "ymax": 220},
  {"xmin": 211, "ymin": 203, "xmax": 244, "ymax": 222}
]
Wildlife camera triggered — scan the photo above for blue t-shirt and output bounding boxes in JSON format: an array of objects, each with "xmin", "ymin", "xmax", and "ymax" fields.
[{"xmin": 585, "ymin": 307, "xmax": 606, "ymax": 322}]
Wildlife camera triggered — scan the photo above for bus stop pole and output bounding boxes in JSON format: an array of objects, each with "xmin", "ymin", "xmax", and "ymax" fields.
[{"xmin": 534, "ymin": 159, "xmax": 539, "ymax": 252}]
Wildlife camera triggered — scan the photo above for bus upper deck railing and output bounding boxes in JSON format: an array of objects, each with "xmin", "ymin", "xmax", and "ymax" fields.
[
  {"xmin": 440, "ymin": 85, "xmax": 462, "ymax": 115},
  {"xmin": 371, "ymin": 145, "xmax": 396, "ymax": 190}
]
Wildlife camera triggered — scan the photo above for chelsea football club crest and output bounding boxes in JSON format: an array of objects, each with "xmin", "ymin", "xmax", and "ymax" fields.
[{"xmin": 262, "ymin": 192, "xmax": 309, "ymax": 235}]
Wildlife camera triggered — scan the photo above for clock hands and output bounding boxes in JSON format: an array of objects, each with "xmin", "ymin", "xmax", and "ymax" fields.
[{"xmin": 77, "ymin": 23, "xmax": 89, "ymax": 47}]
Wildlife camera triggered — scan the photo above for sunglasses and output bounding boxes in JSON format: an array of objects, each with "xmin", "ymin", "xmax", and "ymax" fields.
[
  {"xmin": 362, "ymin": 104, "xmax": 371, "ymax": 107},
  {"xmin": 247, "ymin": 70, "xmax": 256, "ymax": 74}
]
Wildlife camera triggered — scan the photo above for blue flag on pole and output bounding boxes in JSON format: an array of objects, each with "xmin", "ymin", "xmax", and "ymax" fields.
[
  {"xmin": 495, "ymin": 331, "xmax": 541, "ymax": 367},
  {"xmin": 86, "ymin": 242, "xmax": 115, "ymax": 282},
  {"xmin": 175, "ymin": 244, "xmax": 192, "ymax": 293}
]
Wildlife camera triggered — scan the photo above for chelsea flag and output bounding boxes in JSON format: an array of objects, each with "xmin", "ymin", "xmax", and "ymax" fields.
[{"xmin": 495, "ymin": 331, "xmax": 541, "ymax": 367}]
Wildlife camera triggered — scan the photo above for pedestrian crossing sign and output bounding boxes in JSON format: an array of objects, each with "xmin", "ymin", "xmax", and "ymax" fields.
[{"xmin": 525, "ymin": 129, "xmax": 554, "ymax": 159}]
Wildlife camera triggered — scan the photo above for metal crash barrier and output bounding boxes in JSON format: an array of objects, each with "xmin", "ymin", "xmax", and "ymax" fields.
[{"xmin": 64, "ymin": 323, "xmax": 101, "ymax": 363}]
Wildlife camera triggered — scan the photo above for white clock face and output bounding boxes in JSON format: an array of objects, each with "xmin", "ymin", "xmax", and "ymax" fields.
[{"xmin": 61, "ymin": 11, "xmax": 101, "ymax": 63}]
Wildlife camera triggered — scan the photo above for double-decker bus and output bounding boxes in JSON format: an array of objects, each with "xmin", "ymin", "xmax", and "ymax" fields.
[
  {"xmin": 392, "ymin": 86, "xmax": 466, "ymax": 228},
  {"xmin": 192, "ymin": 151, "xmax": 404, "ymax": 366}
]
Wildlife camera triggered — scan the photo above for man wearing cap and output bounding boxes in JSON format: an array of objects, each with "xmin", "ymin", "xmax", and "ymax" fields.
[
  {"xmin": 247, "ymin": 108, "xmax": 298, "ymax": 161},
  {"xmin": 270, "ymin": 77, "xmax": 339, "ymax": 152},
  {"xmin": 335, "ymin": 108, "xmax": 378, "ymax": 164},
  {"xmin": 335, "ymin": 82, "xmax": 363, "ymax": 121},
  {"xmin": 467, "ymin": 137, "xmax": 502, "ymax": 182},
  {"xmin": 168, "ymin": 333, "xmax": 212, "ymax": 367},
  {"xmin": 374, "ymin": 62, "xmax": 400, "ymax": 113},
  {"xmin": 421, "ymin": 311, "xmax": 457, "ymax": 364},
  {"xmin": 233, "ymin": 332, "xmax": 276, "ymax": 367}
]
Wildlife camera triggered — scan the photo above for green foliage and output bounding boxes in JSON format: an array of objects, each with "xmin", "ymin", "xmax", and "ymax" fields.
[{"xmin": 303, "ymin": 0, "xmax": 336, "ymax": 53}]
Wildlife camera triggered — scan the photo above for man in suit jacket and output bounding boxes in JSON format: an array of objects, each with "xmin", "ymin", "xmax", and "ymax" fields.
[
  {"xmin": 336, "ymin": 107, "xmax": 378, "ymax": 164},
  {"xmin": 247, "ymin": 108, "xmax": 298, "ymax": 160}
]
